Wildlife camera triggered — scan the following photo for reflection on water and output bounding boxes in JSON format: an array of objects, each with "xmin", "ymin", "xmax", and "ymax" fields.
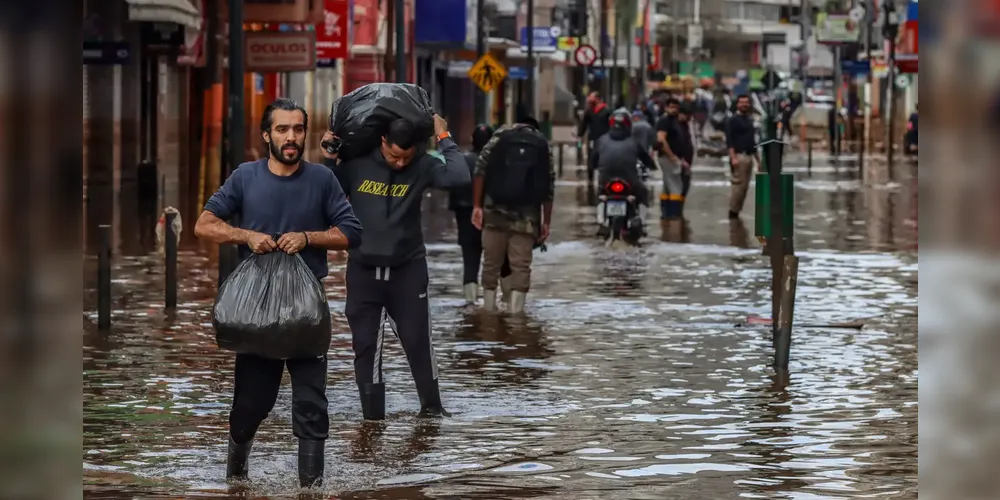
[{"xmin": 83, "ymin": 156, "xmax": 917, "ymax": 498}]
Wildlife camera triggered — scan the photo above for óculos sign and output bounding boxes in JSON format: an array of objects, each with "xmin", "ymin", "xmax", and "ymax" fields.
[{"xmin": 245, "ymin": 31, "xmax": 317, "ymax": 73}]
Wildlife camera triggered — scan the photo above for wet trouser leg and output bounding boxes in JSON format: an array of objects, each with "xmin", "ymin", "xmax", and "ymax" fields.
[
  {"xmin": 505, "ymin": 231, "xmax": 535, "ymax": 293},
  {"xmin": 454, "ymin": 207, "xmax": 482, "ymax": 285},
  {"xmin": 658, "ymin": 156, "xmax": 684, "ymax": 218},
  {"xmin": 229, "ymin": 354, "xmax": 329, "ymax": 444},
  {"xmin": 383, "ymin": 258, "xmax": 441, "ymax": 396},
  {"xmin": 345, "ymin": 260, "xmax": 389, "ymax": 419},
  {"xmin": 481, "ymin": 228, "xmax": 509, "ymax": 292},
  {"xmin": 729, "ymin": 154, "xmax": 754, "ymax": 215}
]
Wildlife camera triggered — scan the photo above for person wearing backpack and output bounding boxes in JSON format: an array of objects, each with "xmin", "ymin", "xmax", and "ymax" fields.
[
  {"xmin": 449, "ymin": 124, "xmax": 513, "ymax": 304},
  {"xmin": 471, "ymin": 116, "xmax": 554, "ymax": 314}
]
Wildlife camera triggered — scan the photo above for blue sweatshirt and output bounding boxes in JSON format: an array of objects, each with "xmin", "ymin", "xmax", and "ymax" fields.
[{"xmin": 204, "ymin": 158, "xmax": 362, "ymax": 279}]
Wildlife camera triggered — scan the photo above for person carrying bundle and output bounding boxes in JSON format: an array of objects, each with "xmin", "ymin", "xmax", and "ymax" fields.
[{"xmin": 321, "ymin": 83, "xmax": 469, "ymax": 421}]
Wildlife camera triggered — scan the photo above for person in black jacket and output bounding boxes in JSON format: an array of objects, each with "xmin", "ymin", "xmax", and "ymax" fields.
[
  {"xmin": 321, "ymin": 115, "xmax": 469, "ymax": 421},
  {"xmin": 449, "ymin": 125, "xmax": 511, "ymax": 304},
  {"xmin": 578, "ymin": 92, "xmax": 613, "ymax": 185}
]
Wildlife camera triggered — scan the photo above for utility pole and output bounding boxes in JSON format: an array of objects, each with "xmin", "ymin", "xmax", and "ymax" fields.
[
  {"xmin": 600, "ymin": 0, "xmax": 609, "ymax": 98},
  {"xmin": 638, "ymin": 0, "xmax": 648, "ymax": 99},
  {"xmin": 526, "ymin": 0, "xmax": 536, "ymax": 116},
  {"xmin": 860, "ymin": 0, "xmax": 872, "ymax": 171},
  {"xmin": 395, "ymin": 0, "xmax": 406, "ymax": 82},
  {"xmin": 220, "ymin": 0, "xmax": 245, "ymax": 286},
  {"xmin": 883, "ymin": 0, "xmax": 899, "ymax": 166},
  {"xmin": 475, "ymin": 0, "xmax": 487, "ymax": 124},
  {"xmin": 611, "ymin": 10, "xmax": 619, "ymax": 102}
]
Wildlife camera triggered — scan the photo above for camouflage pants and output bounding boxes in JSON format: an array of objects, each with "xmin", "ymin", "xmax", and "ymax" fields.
[{"xmin": 481, "ymin": 228, "xmax": 535, "ymax": 293}]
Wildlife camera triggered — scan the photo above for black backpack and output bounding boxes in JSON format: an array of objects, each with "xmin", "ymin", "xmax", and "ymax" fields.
[{"xmin": 485, "ymin": 127, "xmax": 550, "ymax": 206}]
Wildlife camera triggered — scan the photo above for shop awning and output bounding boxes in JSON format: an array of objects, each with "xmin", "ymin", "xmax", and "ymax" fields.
[{"xmin": 126, "ymin": 0, "xmax": 201, "ymax": 29}]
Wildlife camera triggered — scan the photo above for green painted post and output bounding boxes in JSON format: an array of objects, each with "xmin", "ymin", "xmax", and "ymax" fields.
[{"xmin": 754, "ymin": 173, "xmax": 795, "ymax": 239}]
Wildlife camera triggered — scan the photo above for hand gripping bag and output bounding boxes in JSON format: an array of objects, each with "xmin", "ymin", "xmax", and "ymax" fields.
[
  {"xmin": 328, "ymin": 83, "xmax": 435, "ymax": 161},
  {"xmin": 213, "ymin": 247, "xmax": 332, "ymax": 359}
]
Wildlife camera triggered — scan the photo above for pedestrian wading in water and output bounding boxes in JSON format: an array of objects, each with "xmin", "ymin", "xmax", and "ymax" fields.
[
  {"xmin": 194, "ymin": 98, "xmax": 362, "ymax": 488},
  {"xmin": 449, "ymin": 124, "xmax": 513, "ymax": 304},
  {"xmin": 472, "ymin": 116, "xmax": 555, "ymax": 314},
  {"xmin": 322, "ymin": 114, "xmax": 470, "ymax": 421}
]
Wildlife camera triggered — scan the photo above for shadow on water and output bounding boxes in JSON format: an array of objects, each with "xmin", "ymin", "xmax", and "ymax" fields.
[{"xmin": 83, "ymin": 156, "xmax": 916, "ymax": 498}]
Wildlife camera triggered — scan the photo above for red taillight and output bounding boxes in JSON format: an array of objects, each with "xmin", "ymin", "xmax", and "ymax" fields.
[{"xmin": 609, "ymin": 181, "xmax": 626, "ymax": 193}]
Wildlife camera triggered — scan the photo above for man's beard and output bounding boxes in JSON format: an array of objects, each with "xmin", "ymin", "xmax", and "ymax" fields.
[{"xmin": 270, "ymin": 141, "xmax": 303, "ymax": 165}]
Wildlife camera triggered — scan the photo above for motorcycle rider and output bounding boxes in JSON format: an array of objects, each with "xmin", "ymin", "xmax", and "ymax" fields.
[{"xmin": 589, "ymin": 109, "xmax": 658, "ymax": 229}]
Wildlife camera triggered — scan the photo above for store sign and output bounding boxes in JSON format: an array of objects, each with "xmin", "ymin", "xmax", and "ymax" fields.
[
  {"xmin": 242, "ymin": 0, "xmax": 322, "ymax": 24},
  {"xmin": 245, "ymin": 31, "xmax": 317, "ymax": 72},
  {"xmin": 317, "ymin": 0, "xmax": 349, "ymax": 60}
]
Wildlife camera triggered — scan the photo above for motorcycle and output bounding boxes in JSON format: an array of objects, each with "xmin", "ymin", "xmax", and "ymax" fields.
[{"xmin": 595, "ymin": 178, "xmax": 644, "ymax": 246}]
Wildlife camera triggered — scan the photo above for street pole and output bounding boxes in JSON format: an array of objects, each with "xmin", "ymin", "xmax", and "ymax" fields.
[
  {"xmin": 638, "ymin": 0, "xmax": 648, "ymax": 100},
  {"xmin": 526, "ymin": 0, "xmax": 536, "ymax": 117},
  {"xmin": 475, "ymin": 0, "xmax": 487, "ymax": 124},
  {"xmin": 832, "ymin": 44, "xmax": 841, "ymax": 158},
  {"xmin": 625, "ymin": 12, "xmax": 633, "ymax": 106},
  {"xmin": 884, "ymin": 0, "xmax": 898, "ymax": 166},
  {"xmin": 861, "ymin": 0, "xmax": 872, "ymax": 172},
  {"xmin": 220, "ymin": 0, "xmax": 245, "ymax": 286},
  {"xmin": 600, "ymin": 0, "xmax": 609, "ymax": 98},
  {"xmin": 395, "ymin": 0, "xmax": 406, "ymax": 83},
  {"xmin": 611, "ymin": 13, "xmax": 619, "ymax": 102}
]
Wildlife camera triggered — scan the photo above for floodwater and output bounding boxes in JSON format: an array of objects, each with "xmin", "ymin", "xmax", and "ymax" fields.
[{"xmin": 83, "ymin": 152, "xmax": 918, "ymax": 499}]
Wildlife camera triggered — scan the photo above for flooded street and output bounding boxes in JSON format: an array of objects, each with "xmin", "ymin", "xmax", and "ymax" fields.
[{"xmin": 83, "ymin": 153, "xmax": 918, "ymax": 499}]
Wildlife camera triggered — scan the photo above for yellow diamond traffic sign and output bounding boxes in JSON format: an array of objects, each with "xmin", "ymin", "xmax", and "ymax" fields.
[{"xmin": 468, "ymin": 53, "xmax": 507, "ymax": 93}]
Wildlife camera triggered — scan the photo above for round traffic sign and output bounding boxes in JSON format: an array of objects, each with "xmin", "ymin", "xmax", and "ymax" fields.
[
  {"xmin": 549, "ymin": 26, "xmax": 562, "ymax": 37},
  {"xmin": 574, "ymin": 44, "xmax": 597, "ymax": 66}
]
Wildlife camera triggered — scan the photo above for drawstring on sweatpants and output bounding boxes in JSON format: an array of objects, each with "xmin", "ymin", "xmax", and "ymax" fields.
[{"xmin": 374, "ymin": 267, "xmax": 391, "ymax": 281}]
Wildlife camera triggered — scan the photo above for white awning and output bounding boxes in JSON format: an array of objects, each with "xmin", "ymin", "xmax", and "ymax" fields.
[{"xmin": 126, "ymin": 0, "xmax": 201, "ymax": 29}]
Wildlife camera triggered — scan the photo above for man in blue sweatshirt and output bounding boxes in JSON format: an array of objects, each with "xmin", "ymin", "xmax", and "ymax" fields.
[
  {"xmin": 321, "ymin": 114, "xmax": 469, "ymax": 421},
  {"xmin": 194, "ymin": 98, "xmax": 362, "ymax": 489}
]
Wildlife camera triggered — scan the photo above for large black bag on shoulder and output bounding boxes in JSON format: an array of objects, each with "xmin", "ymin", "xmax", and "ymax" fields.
[
  {"xmin": 213, "ymin": 249, "xmax": 332, "ymax": 359},
  {"xmin": 329, "ymin": 83, "xmax": 435, "ymax": 161}
]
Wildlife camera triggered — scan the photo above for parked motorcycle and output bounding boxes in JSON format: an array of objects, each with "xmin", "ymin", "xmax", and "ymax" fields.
[{"xmin": 595, "ymin": 178, "xmax": 644, "ymax": 246}]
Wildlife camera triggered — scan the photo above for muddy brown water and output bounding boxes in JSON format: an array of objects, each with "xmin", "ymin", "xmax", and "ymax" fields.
[{"xmin": 84, "ymin": 156, "xmax": 917, "ymax": 499}]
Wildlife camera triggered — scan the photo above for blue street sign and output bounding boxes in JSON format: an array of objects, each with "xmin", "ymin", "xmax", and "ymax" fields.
[
  {"xmin": 508, "ymin": 66, "xmax": 529, "ymax": 80},
  {"xmin": 83, "ymin": 41, "xmax": 131, "ymax": 65},
  {"xmin": 841, "ymin": 60, "xmax": 870, "ymax": 76},
  {"xmin": 519, "ymin": 26, "xmax": 558, "ymax": 52}
]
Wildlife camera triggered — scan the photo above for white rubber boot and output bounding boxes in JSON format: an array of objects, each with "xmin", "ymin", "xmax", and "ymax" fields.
[
  {"xmin": 463, "ymin": 283, "xmax": 478, "ymax": 304},
  {"xmin": 482, "ymin": 289, "xmax": 498, "ymax": 311},
  {"xmin": 509, "ymin": 291, "xmax": 527, "ymax": 314},
  {"xmin": 500, "ymin": 277, "xmax": 512, "ymax": 304}
]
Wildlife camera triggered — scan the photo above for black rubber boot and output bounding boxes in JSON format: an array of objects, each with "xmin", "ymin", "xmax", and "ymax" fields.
[
  {"xmin": 416, "ymin": 379, "xmax": 451, "ymax": 417},
  {"xmin": 297, "ymin": 439, "xmax": 325, "ymax": 489},
  {"xmin": 360, "ymin": 382, "xmax": 386, "ymax": 421},
  {"xmin": 225, "ymin": 436, "xmax": 253, "ymax": 481}
]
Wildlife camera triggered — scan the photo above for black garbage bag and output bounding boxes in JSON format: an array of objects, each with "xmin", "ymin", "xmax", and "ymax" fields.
[
  {"xmin": 213, "ymin": 248, "xmax": 332, "ymax": 359},
  {"xmin": 329, "ymin": 83, "xmax": 435, "ymax": 161}
]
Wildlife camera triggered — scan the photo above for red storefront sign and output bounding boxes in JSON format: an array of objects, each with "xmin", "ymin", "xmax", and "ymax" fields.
[
  {"xmin": 317, "ymin": 0, "xmax": 349, "ymax": 60},
  {"xmin": 245, "ymin": 31, "xmax": 317, "ymax": 72}
]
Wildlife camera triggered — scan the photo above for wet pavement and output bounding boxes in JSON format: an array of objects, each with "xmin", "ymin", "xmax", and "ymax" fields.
[{"xmin": 83, "ymin": 152, "xmax": 918, "ymax": 499}]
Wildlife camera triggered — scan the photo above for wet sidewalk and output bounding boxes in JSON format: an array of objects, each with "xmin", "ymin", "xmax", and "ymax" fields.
[{"xmin": 83, "ymin": 153, "xmax": 917, "ymax": 498}]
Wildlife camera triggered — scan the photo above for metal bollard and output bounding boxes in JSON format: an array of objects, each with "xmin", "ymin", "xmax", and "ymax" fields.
[
  {"xmin": 576, "ymin": 142, "xmax": 583, "ymax": 166},
  {"xmin": 807, "ymin": 140, "xmax": 813, "ymax": 175},
  {"xmin": 774, "ymin": 255, "xmax": 799, "ymax": 371},
  {"xmin": 97, "ymin": 225, "xmax": 112, "ymax": 330},
  {"xmin": 557, "ymin": 143, "xmax": 564, "ymax": 178},
  {"xmin": 165, "ymin": 212, "xmax": 178, "ymax": 309}
]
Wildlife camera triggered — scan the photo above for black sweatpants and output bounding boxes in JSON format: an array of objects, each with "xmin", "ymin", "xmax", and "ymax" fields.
[
  {"xmin": 345, "ymin": 257, "xmax": 439, "ymax": 390},
  {"xmin": 454, "ymin": 207, "xmax": 511, "ymax": 285},
  {"xmin": 229, "ymin": 353, "xmax": 329, "ymax": 444}
]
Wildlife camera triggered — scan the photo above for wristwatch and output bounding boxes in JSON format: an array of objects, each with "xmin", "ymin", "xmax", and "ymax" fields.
[{"xmin": 436, "ymin": 131, "xmax": 452, "ymax": 142}]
